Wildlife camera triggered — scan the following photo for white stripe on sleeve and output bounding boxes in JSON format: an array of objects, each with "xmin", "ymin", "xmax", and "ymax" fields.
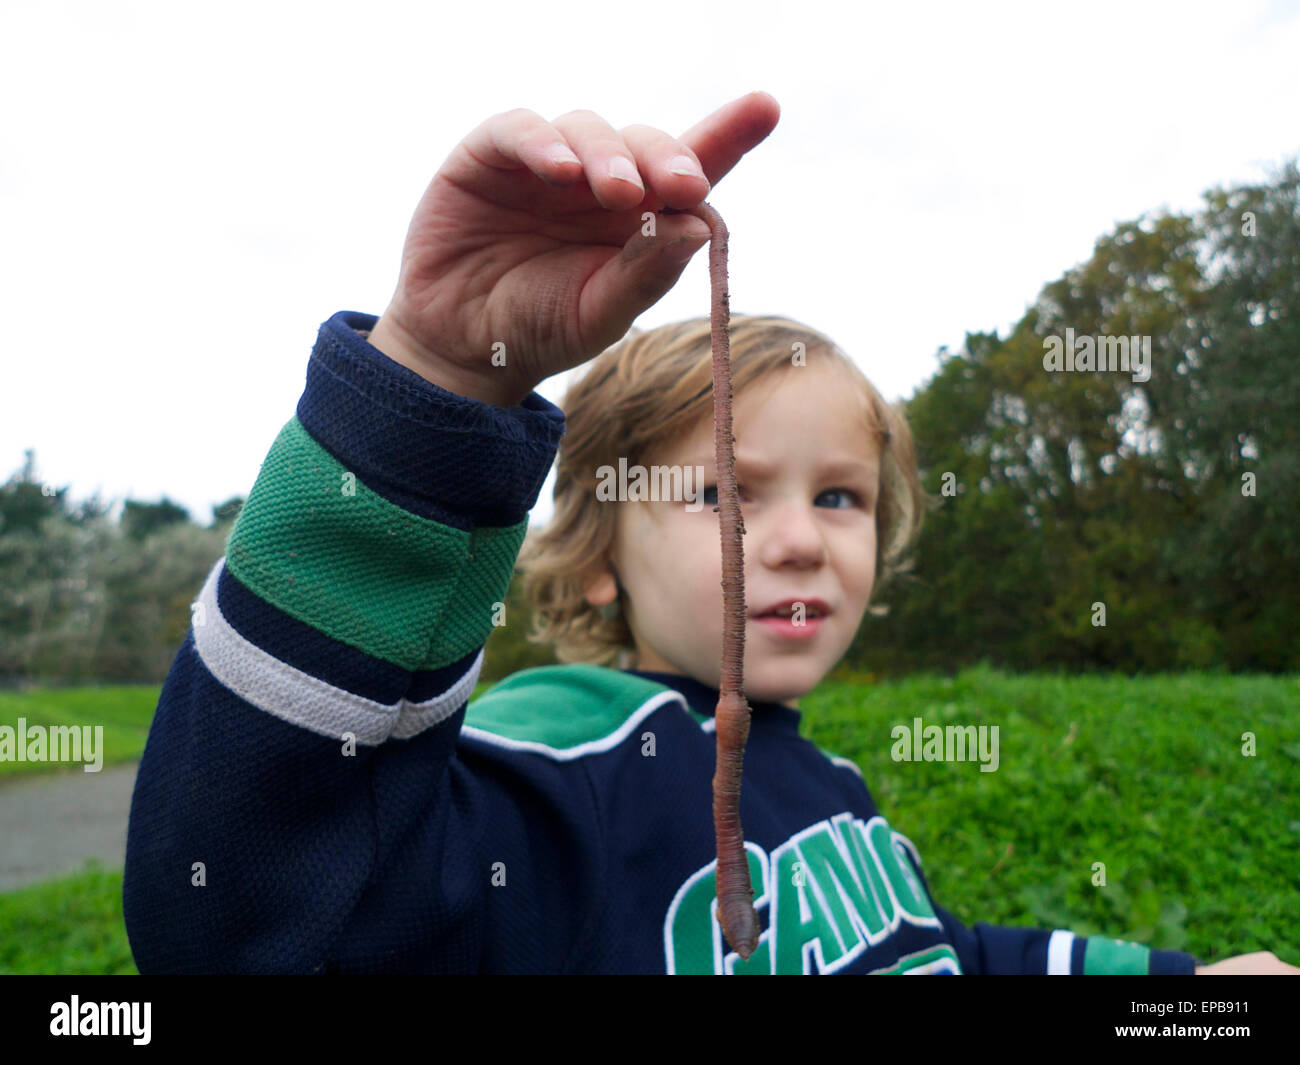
[{"xmin": 1047, "ymin": 929, "xmax": 1075, "ymax": 974}]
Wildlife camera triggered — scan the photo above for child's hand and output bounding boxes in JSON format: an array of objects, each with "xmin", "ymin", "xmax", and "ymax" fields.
[
  {"xmin": 367, "ymin": 92, "xmax": 780, "ymax": 406},
  {"xmin": 1195, "ymin": 950, "xmax": 1300, "ymax": 974}
]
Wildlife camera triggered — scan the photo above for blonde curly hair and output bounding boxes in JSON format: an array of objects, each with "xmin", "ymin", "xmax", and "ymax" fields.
[{"xmin": 516, "ymin": 313, "xmax": 925, "ymax": 668}]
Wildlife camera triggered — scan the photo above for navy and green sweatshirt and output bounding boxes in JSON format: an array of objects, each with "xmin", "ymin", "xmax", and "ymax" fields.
[{"xmin": 122, "ymin": 310, "xmax": 1200, "ymax": 975}]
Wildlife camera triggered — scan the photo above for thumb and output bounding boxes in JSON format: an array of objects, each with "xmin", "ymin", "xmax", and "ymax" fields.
[{"xmin": 584, "ymin": 212, "xmax": 713, "ymax": 335}]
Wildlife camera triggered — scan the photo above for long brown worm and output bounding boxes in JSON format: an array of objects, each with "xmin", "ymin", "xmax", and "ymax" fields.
[{"xmin": 665, "ymin": 201, "xmax": 759, "ymax": 960}]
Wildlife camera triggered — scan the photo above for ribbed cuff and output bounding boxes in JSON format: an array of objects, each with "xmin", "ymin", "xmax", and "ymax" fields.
[
  {"xmin": 295, "ymin": 310, "xmax": 565, "ymax": 528},
  {"xmin": 1148, "ymin": 948, "xmax": 1200, "ymax": 975}
]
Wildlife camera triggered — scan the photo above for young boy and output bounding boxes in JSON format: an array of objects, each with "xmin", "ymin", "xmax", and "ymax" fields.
[{"xmin": 123, "ymin": 92, "xmax": 1292, "ymax": 974}]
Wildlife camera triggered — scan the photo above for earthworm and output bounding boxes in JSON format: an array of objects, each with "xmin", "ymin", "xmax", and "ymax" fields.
[{"xmin": 667, "ymin": 201, "xmax": 759, "ymax": 960}]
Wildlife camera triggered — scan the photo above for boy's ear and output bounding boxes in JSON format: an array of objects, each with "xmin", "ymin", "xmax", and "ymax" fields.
[
  {"xmin": 585, "ymin": 559, "xmax": 627, "ymax": 610},
  {"xmin": 584, "ymin": 567, "xmax": 620, "ymax": 609}
]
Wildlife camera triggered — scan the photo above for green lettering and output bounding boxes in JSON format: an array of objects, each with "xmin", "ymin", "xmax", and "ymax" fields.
[
  {"xmin": 774, "ymin": 841, "xmax": 849, "ymax": 973},
  {"xmin": 798, "ymin": 824, "xmax": 881, "ymax": 953},
  {"xmin": 666, "ymin": 845, "xmax": 769, "ymax": 975},
  {"xmin": 838, "ymin": 817, "xmax": 894, "ymax": 936},
  {"xmin": 867, "ymin": 819, "xmax": 937, "ymax": 924},
  {"xmin": 1083, "ymin": 937, "xmax": 1150, "ymax": 974},
  {"xmin": 666, "ymin": 868, "xmax": 719, "ymax": 975}
]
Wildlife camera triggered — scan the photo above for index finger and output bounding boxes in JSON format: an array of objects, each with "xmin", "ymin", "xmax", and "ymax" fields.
[
  {"xmin": 449, "ymin": 108, "xmax": 584, "ymax": 186},
  {"xmin": 678, "ymin": 92, "xmax": 781, "ymax": 188}
]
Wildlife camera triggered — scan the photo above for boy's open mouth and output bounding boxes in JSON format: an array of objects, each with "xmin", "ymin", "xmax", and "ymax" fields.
[{"xmin": 752, "ymin": 598, "xmax": 831, "ymax": 619}]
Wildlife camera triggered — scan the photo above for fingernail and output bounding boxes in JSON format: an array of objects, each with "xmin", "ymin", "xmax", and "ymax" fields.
[
  {"xmin": 608, "ymin": 156, "xmax": 643, "ymax": 188},
  {"xmin": 549, "ymin": 143, "xmax": 580, "ymax": 166},
  {"xmin": 668, "ymin": 155, "xmax": 704, "ymax": 179}
]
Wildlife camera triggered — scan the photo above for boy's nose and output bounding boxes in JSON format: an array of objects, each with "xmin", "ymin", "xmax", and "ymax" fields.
[{"xmin": 752, "ymin": 502, "xmax": 827, "ymax": 568}]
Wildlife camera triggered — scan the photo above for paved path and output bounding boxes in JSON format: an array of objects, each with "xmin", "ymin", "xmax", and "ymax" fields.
[{"xmin": 0, "ymin": 763, "xmax": 138, "ymax": 892}]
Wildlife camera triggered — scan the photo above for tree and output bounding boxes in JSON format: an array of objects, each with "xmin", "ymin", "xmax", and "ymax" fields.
[
  {"xmin": 211, "ymin": 496, "xmax": 245, "ymax": 528},
  {"xmin": 852, "ymin": 159, "xmax": 1300, "ymax": 674},
  {"xmin": 121, "ymin": 497, "xmax": 190, "ymax": 542},
  {"xmin": 0, "ymin": 449, "xmax": 68, "ymax": 535}
]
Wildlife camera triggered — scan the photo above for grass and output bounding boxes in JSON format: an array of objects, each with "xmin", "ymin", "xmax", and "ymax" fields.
[
  {"xmin": 0, "ymin": 860, "xmax": 136, "ymax": 974},
  {"xmin": 800, "ymin": 665, "xmax": 1300, "ymax": 964},
  {"xmin": 0, "ymin": 685, "xmax": 159, "ymax": 780},
  {"xmin": 2, "ymin": 668, "xmax": 1297, "ymax": 971},
  {"xmin": 0, "ymin": 683, "xmax": 491, "ymax": 783}
]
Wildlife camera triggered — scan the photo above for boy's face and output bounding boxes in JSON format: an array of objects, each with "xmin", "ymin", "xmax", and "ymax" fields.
[{"xmin": 593, "ymin": 360, "xmax": 881, "ymax": 707}]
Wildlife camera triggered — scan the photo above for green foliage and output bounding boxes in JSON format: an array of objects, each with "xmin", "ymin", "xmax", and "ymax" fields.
[
  {"xmin": 0, "ymin": 685, "xmax": 160, "ymax": 779},
  {"xmin": 0, "ymin": 450, "xmax": 68, "ymax": 535},
  {"xmin": 802, "ymin": 668, "xmax": 1300, "ymax": 965},
  {"xmin": 88, "ymin": 521, "xmax": 229, "ymax": 681},
  {"xmin": 0, "ymin": 862, "xmax": 136, "ymax": 974},
  {"xmin": 210, "ymin": 495, "xmax": 245, "ymax": 527},
  {"xmin": 0, "ymin": 452, "xmax": 229, "ymax": 685},
  {"xmin": 121, "ymin": 497, "xmax": 190, "ymax": 542},
  {"xmin": 854, "ymin": 159, "xmax": 1300, "ymax": 674}
]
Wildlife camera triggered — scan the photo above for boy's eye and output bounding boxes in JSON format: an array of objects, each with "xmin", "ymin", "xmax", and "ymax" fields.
[
  {"xmin": 698, "ymin": 485, "xmax": 862, "ymax": 508},
  {"xmin": 701, "ymin": 484, "xmax": 744, "ymax": 506},
  {"xmin": 816, "ymin": 488, "xmax": 862, "ymax": 509}
]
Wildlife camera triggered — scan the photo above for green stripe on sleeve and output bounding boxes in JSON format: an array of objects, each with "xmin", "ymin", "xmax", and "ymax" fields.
[
  {"xmin": 1082, "ymin": 937, "xmax": 1151, "ymax": 974},
  {"xmin": 225, "ymin": 417, "xmax": 526, "ymax": 670}
]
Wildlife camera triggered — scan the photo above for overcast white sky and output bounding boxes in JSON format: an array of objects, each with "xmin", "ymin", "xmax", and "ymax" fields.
[{"xmin": 3, "ymin": 0, "xmax": 1298, "ymax": 529}]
